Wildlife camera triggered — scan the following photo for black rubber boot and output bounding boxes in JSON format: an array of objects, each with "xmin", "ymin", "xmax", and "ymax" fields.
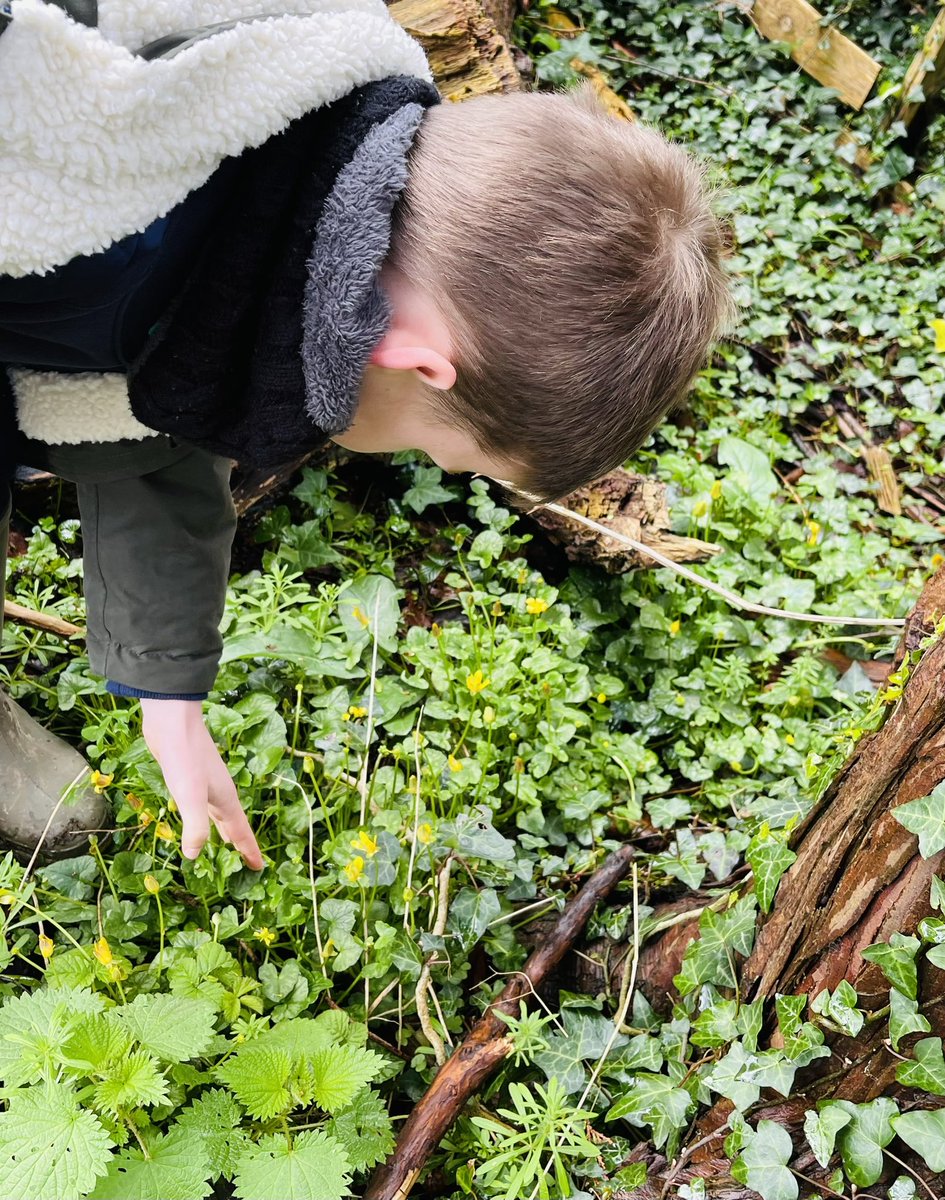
[{"xmin": 0, "ymin": 488, "xmax": 107, "ymax": 859}]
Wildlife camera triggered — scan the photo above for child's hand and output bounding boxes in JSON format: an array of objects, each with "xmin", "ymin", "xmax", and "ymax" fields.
[{"xmin": 140, "ymin": 699, "xmax": 264, "ymax": 871}]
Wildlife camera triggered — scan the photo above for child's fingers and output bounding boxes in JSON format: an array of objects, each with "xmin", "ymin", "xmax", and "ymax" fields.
[
  {"xmin": 208, "ymin": 760, "xmax": 264, "ymax": 871},
  {"xmin": 164, "ymin": 773, "xmax": 211, "ymax": 860}
]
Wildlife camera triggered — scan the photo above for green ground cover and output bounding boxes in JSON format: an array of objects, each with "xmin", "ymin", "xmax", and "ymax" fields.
[{"xmin": 0, "ymin": 2, "xmax": 944, "ymax": 1197}]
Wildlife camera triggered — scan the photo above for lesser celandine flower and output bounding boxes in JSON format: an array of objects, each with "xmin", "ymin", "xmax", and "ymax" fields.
[
  {"xmin": 344, "ymin": 856, "xmax": 365, "ymax": 883},
  {"xmin": 692, "ymin": 499, "xmax": 708, "ymax": 519},
  {"xmin": 350, "ymin": 830, "xmax": 378, "ymax": 857},
  {"xmin": 525, "ymin": 597, "xmax": 548, "ymax": 615},
  {"xmin": 143, "ymin": 874, "xmax": 160, "ymax": 895},
  {"xmin": 711, "ymin": 480, "xmax": 723, "ymax": 500},
  {"xmin": 447, "ymin": 754, "xmax": 463, "ymax": 773},
  {"xmin": 597, "ymin": 692, "xmax": 608, "ymax": 704},
  {"xmin": 806, "ymin": 519, "xmax": 821, "ymax": 546},
  {"xmin": 253, "ymin": 927, "xmax": 277, "ymax": 947},
  {"xmin": 669, "ymin": 620, "xmax": 681, "ymax": 636},
  {"xmin": 417, "ymin": 823, "xmax": 433, "ymax": 845},
  {"xmin": 90, "ymin": 770, "xmax": 113, "ymax": 794},
  {"xmin": 38, "ymin": 933, "xmax": 54, "ymax": 959},
  {"xmin": 466, "ymin": 670, "xmax": 489, "ymax": 694},
  {"xmin": 931, "ymin": 317, "xmax": 945, "ymax": 352},
  {"xmin": 155, "ymin": 821, "xmax": 174, "ymax": 842},
  {"xmin": 352, "ymin": 606, "xmax": 371, "ymax": 628},
  {"xmin": 93, "ymin": 937, "xmax": 112, "ymax": 966}
]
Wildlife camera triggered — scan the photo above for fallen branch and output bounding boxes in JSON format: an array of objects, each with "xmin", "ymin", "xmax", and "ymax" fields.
[
  {"xmin": 3, "ymin": 599, "xmax": 82, "ymax": 638},
  {"xmin": 364, "ymin": 842, "xmax": 636, "ymax": 1200}
]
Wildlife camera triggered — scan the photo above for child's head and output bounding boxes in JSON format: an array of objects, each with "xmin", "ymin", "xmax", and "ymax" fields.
[{"xmin": 336, "ymin": 86, "xmax": 734, "ymax": 502}]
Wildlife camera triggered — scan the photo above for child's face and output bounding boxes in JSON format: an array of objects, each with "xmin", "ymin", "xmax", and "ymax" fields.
[{"xmin": 330, "ymin": 265, "xmax": 524, "ymax": 487}]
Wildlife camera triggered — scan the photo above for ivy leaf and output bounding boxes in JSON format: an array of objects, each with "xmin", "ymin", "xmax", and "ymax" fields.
[
  {"xmin": 810, "ymin": 981, "xmax": 864, "ymax": 1037},
  {"xmin": 927, "ymin": 943, "xmax": 945, "ymax": 970},
  {"xmin": 401, "ymin": 466, "xmax": 456, "ymax": 515},
  {"xmin": 931, "ymin": 876, "xmax": 945, "ymax": 912},
  {"xmin": 310, "ymin": 1044, "xmax": 383, "ymax": 1113},
  {"xmin": 111, "ymin": 993, "xmax": 217, "ymax": 1062},
  {"xmin": 216, "ymin": 1048, "xmax": 294, "ymax": 1119},
  {"xmin": 746, "ymin": 1049, "xmax": 797, "ymax": 1097},
  {"xmin": 732, "ymin": 1120, "xmax": 797, "ymax": 1200},
  {"xmin": 775, "ymin": 994, "xmax": 830, "ymax": 1067},
  {"xmin": 325, "ymin": 1088, "xmax": 395, "ymax": 1171},
  {"xmin": 447, "ymin": 886, "xmax": 501, "ymax": 953},
  {"xmin": 606, "ymin": 1073, "xmax": 693, "ymax": 1150},
  {"xmin": 890, "ymin": 1109, "xmax": 945, "ymax": 1173},
  {"xmin": 92, "ymin": 1048, "xmax": 169, "ymax": 1113},
  {"xmin": 674, "ymin": 896, "xmax": 758, "ymax": 995},
  {"xmin": 705, "ymin": 1042, "xmax": 760, "ymax": 1111},
  {"xmin": 892, "ymin": 782, "xmax": 945, "ymax": 858},
  {"xmin": 861, "ymin": 935, "xmax": 920, "ymax": 999},
  {"xmin": 88, "ymin": 1129, "xmax": 212, "ymax": 1200},
  {"xmin": 804, "ymin": 1103, "xmax": 851, "ymax": 1169},
  {"xmin": 746, "ymin": 831, "xmax": 796, "ymax": 913},
  {"xmin": 233, "ymin": 1131, "xmax": 351, "ymax": 1200},
  {"xmin": 833, "ymin": 1098, "xmax": 899, "ymax": 1187},
  {"xmin": 888, "ymin": 987, "xmax": 932, "ymax": 1051},
  {"xmin": 0, "ymin": 1080, "xmax": 114, "ymax": 1200},
  {"xmin": 535, "ymin": 1009, "xmax": 628, "ymax": 1094},
  {"xmin": 895, "ymin": 1037, "xmax": 945, "ymax": 1096},
  {"xmin": 174, "ymin": 1088, "xmax": 249, "ymax": 1178}
]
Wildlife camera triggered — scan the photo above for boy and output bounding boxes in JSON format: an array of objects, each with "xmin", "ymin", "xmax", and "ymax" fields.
[{"xmin": 0, "ymin": 0, "xmax": 732, "ymax": 865}]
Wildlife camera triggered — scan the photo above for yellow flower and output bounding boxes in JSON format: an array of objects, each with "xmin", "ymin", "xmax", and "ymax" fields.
[
  {"xmin": 517, "ymin": 568, "xmax": 528, "ymax": 585},
  {"xmin": 139, "ymin": 811, "xmax": 153, "ymax": 827},
  {"xmin": 932, "ymin": 553, "xmax": 945, "ymax": 570},
  {"xmin": 597, "ymin": 692, "xmax": 608, "ymax": 704},
  {"xmin": 352, "ymin": 606, "xmax": 371, "ymax": 628},
  {"xmin": 482, "ymin": 706, "xmax": 496, "ymax": 724},
  {"xmin": 0, "ymin": 890, "xmax": 14, "ymax": 907},
  {"xmin": 350, "ymin": 830, "xmax": 378, "ymax": 857},
  {"xmin": 155, "ymin": 821, "xmax": 175, "ymax": 842},
  {"xmin": 806, "ymin": 519, "xmax": 821, "ymax": 547},
  {"xmin": 785, "ymin": 733, "xmax": 796, "ymax": 745},
  {"xmin": 341, "ymin": 711, "xmax": 351, "ymax": 721},
  {"xmin": 93, "ymin": 937, "xmax": 113, "ymax": 966},
  {"xmin": 931, "ymin": 317, "xmax": 945, "ymax": 353},
  {"xmin": 125, "ymin": 793, "xmax": 143, "ymax": 811},
  {"xmin": 466, "ymin": 670, "xmax": 490, "ymax": 694},
  {"xmin": 431, "ymin": 622, "xmax": 441, "ymax": 638},
  {"xmin": 344, "ymin": 856, "xmax": 365, "ymax": 883},
  {"xmin": 447, "ymin": 754, "xmax": 463, "ymax": 773},
  {"xmin": 143, "ymin": 874, "xmax": 160, "ymax": 895},
  {"xmin": 417, "ymin": 823, "xmax": 433, "ymax": 845},
  {"xmin": 729, "ymin": 760, "xmax": 744, "ymax": 773},
  {"xmin": 302, "ymin": 756, "xmax": 315, "ymax": 775},
  {"xmin": 692, "ymin": 499, "xmax": 709, "ymax": 519},
  {"xmin": 253, "ymin": 927, "xmax": 277, "ymax": 947},
  {"xmin": 525, "ymin": 597, "xmax": 549, "ymax": 615},
  {"xmin": 710, "ymin": 480, "xmax": 723, "ymax": 501},
  {"xmin": 90, "ymin": 770, "xmax": 113, "ymax": 794},
  {"xmin": 491, "ymin": 600, "xmax": 503, "ymax": 616},
  {"xmin": 38, "ymin": 933, "xmax": 54, "ymax": 959},
  {"xmin": 669, "ymin": 619, "xmax": 681, "ymax": 636},
  {"xmin": 348, "ymin": 705, "xmax": 368, "ymax": 719}
]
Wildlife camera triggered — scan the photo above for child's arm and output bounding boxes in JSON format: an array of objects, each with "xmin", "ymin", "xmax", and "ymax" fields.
[{"xmin": 74, "ymin": 444, "xmax": 262, "ymax": 869}]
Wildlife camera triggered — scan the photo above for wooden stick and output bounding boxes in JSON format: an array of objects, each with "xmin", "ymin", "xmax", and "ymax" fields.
[
  {"xmin": 3, "ymin": 599, "xmax": 83, "ymax": 638},
  {"xmin": 364, "ymin": 843, "xmax": 635, "ymax": 1200}
]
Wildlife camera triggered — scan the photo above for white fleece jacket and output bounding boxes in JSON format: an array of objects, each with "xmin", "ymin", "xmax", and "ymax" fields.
[{"xmin": 0, "ymin": 0, "xmax": 430, "ymax": 444}]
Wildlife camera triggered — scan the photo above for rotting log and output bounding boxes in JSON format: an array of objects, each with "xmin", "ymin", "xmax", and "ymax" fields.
[
  {"xmin": 749, "ymin": 0, "xmax": 881, "ymax": 109},
  {"xmin": 364, "ymin": 843, "xmax": 635, "ymax": 1200},
  {"xmin": 2, "ymin": 599, "xmax": 82, "ymax": 638},
  {"xmin": 882, "ymin": 5, "xmax": 945, "ymax": 133},
  {"xmin": 533, "ymin": 468, "xmax": 721, "ymax": 573},
  {"xmin": 559, "ymin": 566, "xmax": 945, "ymax": 1194},
  {"xmin": 387, "ymin": 0, "xmax": 523, "ymax": 100}
]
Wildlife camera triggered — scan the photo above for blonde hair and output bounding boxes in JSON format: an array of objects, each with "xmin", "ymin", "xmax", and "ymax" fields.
[{"xmin": 389, "ymin": 86, "xmax": 735, "ymax": 501}]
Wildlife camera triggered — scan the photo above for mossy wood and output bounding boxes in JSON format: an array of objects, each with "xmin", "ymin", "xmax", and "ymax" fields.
[{"xmin": 750, "ymin": 0, "xmax": 880, "ymax": 108}]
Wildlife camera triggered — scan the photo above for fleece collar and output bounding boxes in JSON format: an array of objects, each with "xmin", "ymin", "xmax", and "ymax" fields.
[{"xmin": 0, "ymin": 0, "xmax": 429, "ymax": 276}]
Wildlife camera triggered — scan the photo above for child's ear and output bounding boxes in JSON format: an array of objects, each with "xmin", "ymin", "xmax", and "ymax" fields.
[{"xmin": 369, "ymin": 341, "xmax": 456, "ymax": 390}]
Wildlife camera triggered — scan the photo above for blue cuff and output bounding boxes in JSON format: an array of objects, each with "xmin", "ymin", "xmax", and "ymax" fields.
[{"xmin": 106, "ymin": 681, "xmax": 208, "ymax": 702}]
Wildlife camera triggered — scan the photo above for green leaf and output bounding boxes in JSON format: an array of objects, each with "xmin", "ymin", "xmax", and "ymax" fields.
[
  {"xmin": 338, "ymin": 576, "xmax": 401, "ymax": 651},
  {"xmin": 606, "ymin": 1073, "xmax": 693, "ymax": 1150},
  {"xmin": 88, "ymin": 1129, "xmax": 212, "ymax": 1200},
  {"xmin": 733, "ymin": 1120, "xmax": 797, "ymax": 1200},
  {"xmin": 217, "ymin": 1047, "xmax": 294, "ymax": 1119},
  {"xmin": 718, "ymin": 436, "xmax": 779, "ymax": 504},
  {"xmin": 0, "ymin": 986, "xmax": 104, "ymax": 1086},
  {"xmin": 746, "ymin": 831, "xmax": 796, "ymax": 913},
  {"xmin": 833, "ymin": 1098, "xmax": 898, "ymax": 1187},
  {"xmin": 325, "ymin": 1088, "xmax": 396, "ymax": 1171},
  {"xmin": 888, "ymin": 987, "xmax": 932, "ymax": 1051},
  {"xmin": 234, "ymin": 1131, "xmax": 351, "ymax": 1200},
  {"xmin": 804, "ymin": 1104, "xmax": 851, "ymax": 1169},
  {"xmin": 892, "ymin": 782, "xmax": 945, "ymax": 858},
  {"xmin": 674, "ymin": 896, "xmax": 758, "ymax": 995},
  {"xmin": 0, "ymin": 1081, "xmax": 113, "ymax": 1200},
  {"xmin": 810, "ymin": 982, "xmax": 864, "ymax": 1037},
  {"xmin": 931, "ymin": 876, "xmax": 945, "ymax": 912},
  {"xmin": 861, "ymin": 935, "xmax": 920, "ymax": 1000},
  {"xmin": 890, "ymin": 1109, "xmax": 945, "ymax": 1173},
  {"xmin": 447, "ymin": 886, "xmax": 501, "ymax": 953},
  {"xmin": 174, "ymin": 1089, "xmax": 249, "ymax": 1179},
  {"xmin": 92, "ymin": 1048, "xmax": 169, "ymax": 1113},
  {"xmin": 111, "ymin": 993, "xmax": 217, "ymax": 1062},
  {"xmin": 402, "ymin": 465, "xmax": 456, "ymax": 515},
  {"xmin": 705, "ymin": 1042, "xmax": 760, "ymax": 1111},
  {"xmin": 310, "ymin": 1044, "xmax": 383, "ymax": 1113},
  {"xmin": 928, "ymin": 943, "xmax": 945, "ymax": 969},
  {"xmin": 535, "ymin": 1008, "xmax": 628, "ymax": 1095},
  {"xmin": 774, "ymin": 994, "xmax": 830, "ymax": 1067},
  {"xmin": 895, "ymin": 1037, "xmax": 945, "ymax": 1096},
  {"xmin": 60, "ymin": 1012, "xmax": 132, "ymax": 1072}
]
